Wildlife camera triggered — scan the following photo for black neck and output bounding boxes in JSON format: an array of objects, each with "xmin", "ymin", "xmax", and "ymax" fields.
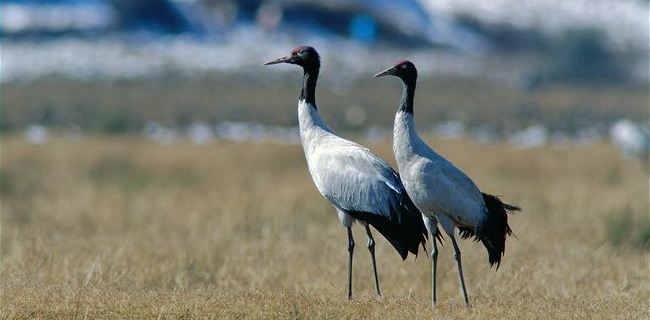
[
  {"xmin": 399, "ymin": 81, "xmax": 415, "ymax": 114},
  {"xmin": 300, "ymin": 66, "xmax": 319, "ymax": 107}
]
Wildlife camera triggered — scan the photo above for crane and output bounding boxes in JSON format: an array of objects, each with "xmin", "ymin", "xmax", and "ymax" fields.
[
  {"xmin": 375, "ymin": 60, "xmax": 520, "ymax": 306},
  {"xmin": 265, "ymin": 47, "xmax": 429, "ymax": 299}
]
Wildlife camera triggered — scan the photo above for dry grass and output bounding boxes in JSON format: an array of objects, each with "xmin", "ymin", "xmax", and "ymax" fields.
[{"xmin": 1, "ymin": 136, "xmax": 648, "ymax": 319}]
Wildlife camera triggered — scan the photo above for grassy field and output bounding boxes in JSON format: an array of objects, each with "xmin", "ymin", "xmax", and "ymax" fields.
[
  {"xmin": 1, "ymin": 136, "xmax": 648, "ymax": 319},
  {"xmin": 2, "ymin": 78, "xmax": 647, "ymax": 133}
]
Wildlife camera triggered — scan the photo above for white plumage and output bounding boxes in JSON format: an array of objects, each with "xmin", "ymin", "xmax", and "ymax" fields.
[
  {"xmin": 300, "ymin": 100, "xmax": 409, "ymax": 223},
  {"xmin": 393, "ymin": 111, "xmax": 485, "ymax": 230}
]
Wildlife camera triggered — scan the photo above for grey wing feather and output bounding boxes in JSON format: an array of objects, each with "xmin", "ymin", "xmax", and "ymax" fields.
[
  {"xmin": 310, "ymin": 145, "xmax": 407, "ymax": 220},
  {"xmin": 432, "ymin": 157, "xmax": 484, "ymax": 203},
  {"xmin": 308, "ymin": 142, "xmax": 429, "ymax": 258}
]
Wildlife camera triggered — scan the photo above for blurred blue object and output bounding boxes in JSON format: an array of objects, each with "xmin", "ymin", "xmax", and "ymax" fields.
[{"xmin": 349, "ymin": 14, "xmax": 376, "ymax": 44}]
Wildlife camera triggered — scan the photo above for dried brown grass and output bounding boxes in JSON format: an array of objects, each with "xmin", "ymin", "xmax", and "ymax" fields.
[{"xmin": 1, "ymin": 136, "xmax": 647, "ymax": 319}]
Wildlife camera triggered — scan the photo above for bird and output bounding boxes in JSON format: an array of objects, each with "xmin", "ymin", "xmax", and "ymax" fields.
[
  {"xmin": 265, "ymin": 47, "xmax": 429, "ymax": 299},
  {"xmin": 374, "ymin": 60, "xmax": 520, "ymax": 306}
]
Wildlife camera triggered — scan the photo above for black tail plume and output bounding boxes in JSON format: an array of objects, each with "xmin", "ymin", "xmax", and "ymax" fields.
[
  {"xmin": 348, "ymin": 196, "xmax": 428, "ymax": 260},
  {"xmin": 477, "ymin": 193, "xmax": 520, "ymax": 269}
]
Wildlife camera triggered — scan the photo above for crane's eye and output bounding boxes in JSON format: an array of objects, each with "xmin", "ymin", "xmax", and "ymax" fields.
[{"xmin": 400, "ymin": 64, "xmax": 407, "ymax": 69}]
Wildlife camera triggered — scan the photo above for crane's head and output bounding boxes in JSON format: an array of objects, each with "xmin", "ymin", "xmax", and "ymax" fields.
[
  {"xmin": 373, "ymin": 60, "xmax": 417, "ymax": 86},
  {"xmin": 264, "ymin": 46, "xmax": 320, "ymax": 71}
]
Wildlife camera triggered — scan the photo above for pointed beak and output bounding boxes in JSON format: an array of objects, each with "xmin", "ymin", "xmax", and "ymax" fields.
[
  {"xmin": 373, "ymin": 66, "xmax": 395, "ymax": 78},
  {"xmin": 264, "ymin": 55, "xmax": 292, "ymax": 66}
]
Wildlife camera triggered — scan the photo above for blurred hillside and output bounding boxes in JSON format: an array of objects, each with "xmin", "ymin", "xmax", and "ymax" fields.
[
  {"xmin": 2, "ymin": 0, "xmax": 648, "ymax": 82},
  {"xmin": 1, "ymin": 0, "xmax": 648, "ymax": 155}
]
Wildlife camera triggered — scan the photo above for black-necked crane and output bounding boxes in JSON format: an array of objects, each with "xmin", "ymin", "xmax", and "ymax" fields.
[
  {"xmin": 374, "ymin": 60, "xmax": 520, "ymax": 306},
  {"xmin": 265, "ymin": 47, "xmax": 429, "ymax": 299}
]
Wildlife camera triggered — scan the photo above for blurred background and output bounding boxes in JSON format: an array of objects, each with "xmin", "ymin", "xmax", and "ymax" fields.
[{"xmin": 1, "ymin": 0, "xmax": 648, "ymax": 155}]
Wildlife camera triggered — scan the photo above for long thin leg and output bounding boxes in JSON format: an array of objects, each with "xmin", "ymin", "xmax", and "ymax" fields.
[
  {"xmin": 347, "ymin": 227, "xmax": 355, "ymax": 300},
  {"xmin": 364, "ymin": 225, "xmax": 382, "ymax": 297},
  {"xmin": 450, "ymin": 235, "xmax": 470, "ymax": 305},
  {"xmin": 430, "ymin": 228, "xmax": 438, "ymax": 306}
]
